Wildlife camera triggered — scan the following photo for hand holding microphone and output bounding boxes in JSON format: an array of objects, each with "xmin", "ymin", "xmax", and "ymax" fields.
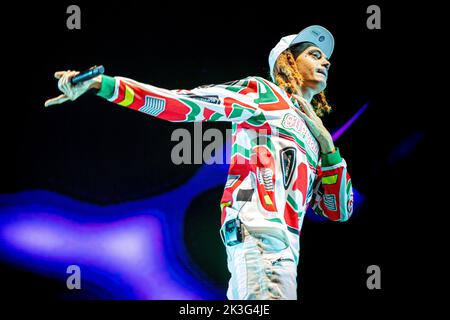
[{"xmin": 44, "ymin": 65, "xmax": 105, "ymax": 107}]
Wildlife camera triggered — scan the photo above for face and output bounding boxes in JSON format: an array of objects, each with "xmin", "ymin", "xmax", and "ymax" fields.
[{"xmin": 295, "ymin": 46, "xmax": 331, "ymax": 93}]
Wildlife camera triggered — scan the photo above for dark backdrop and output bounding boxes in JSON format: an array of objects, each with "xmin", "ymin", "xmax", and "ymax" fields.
[{"xmin": 0, "ymin": 0, "xmax": 429, "ymax": 311}]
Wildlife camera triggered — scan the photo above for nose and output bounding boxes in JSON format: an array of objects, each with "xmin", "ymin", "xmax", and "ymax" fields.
[{"xmin": 322, "ymin": 59, "xmax": 331, "ymax": 70}]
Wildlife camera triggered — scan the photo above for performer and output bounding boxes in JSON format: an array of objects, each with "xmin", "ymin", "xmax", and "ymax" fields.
[{"xmin": 45, "ymin": 25, "xmax": 354, "ymax": 300}]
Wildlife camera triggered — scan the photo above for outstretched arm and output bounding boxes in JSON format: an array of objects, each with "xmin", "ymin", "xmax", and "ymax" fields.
[{"xmin": 45, "ymin": 70, "xmax": 262, "ymax": 123}]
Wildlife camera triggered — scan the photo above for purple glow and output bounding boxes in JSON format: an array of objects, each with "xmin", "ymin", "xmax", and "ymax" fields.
[
  {"xmin": 0, "ymin": 103, "xmax": 368, "ymax": 299},
  {"xmin": 332, "ymin": 102, "xmax": 369, "ymax": 141},
  {"xmin": 0, "ymin": 189, "xmax": 221, "ymax": 299},
  {"xmin": 388, "ymin": 131, "xmax": 424, "ymax": 165}
]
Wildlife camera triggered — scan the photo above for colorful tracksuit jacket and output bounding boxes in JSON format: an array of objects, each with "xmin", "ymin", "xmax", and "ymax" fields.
[{"xmin": 96, "ymin": 75, "xmax": 354, "ymax": 263}]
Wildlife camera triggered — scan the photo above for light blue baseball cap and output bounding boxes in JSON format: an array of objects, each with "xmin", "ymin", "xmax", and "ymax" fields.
[{"xmin": 268, "ymin": 25, "xmax": 335, "ymax": 81}]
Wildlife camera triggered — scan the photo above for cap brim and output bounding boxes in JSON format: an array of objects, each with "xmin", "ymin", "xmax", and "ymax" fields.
[{"xmin": 290, "ymin": 25, "xmax": 334, "ymax": 59}]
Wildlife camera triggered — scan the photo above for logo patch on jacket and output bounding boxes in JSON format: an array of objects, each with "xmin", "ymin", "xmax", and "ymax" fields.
[{"xmin": 280, "ymin": 147, "xmax": 297, "ymax": 189}]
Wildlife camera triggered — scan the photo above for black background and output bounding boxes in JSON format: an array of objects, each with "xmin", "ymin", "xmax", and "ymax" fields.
[{"xmin": 0, "ymin": 0, "xmax": 432, "ymax": 314}]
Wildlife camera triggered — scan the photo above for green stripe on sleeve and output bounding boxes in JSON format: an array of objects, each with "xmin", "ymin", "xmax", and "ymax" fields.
[
  {"xmin": 96, "ymin": 75, "xmax": 116, "ymax": 100},
  {"xmin": 321, "ymin": 148, "xmax": 342, "ymax": 167}
]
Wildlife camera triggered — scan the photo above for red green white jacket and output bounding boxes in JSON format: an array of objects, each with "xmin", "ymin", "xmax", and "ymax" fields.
[{"xmin": 97, "ymin": 75, "xmax": 354, "ymax": 263}]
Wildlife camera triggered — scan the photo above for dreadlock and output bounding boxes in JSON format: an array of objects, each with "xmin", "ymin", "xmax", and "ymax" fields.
[{"xmin": 273, "ymin": 48, "xmax": 332, "ymax": 118}]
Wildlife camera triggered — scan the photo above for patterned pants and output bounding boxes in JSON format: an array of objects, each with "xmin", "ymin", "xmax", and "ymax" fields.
[{"xmin": 225, "ymin": 225, "xmax": 298, "ymax": 300}]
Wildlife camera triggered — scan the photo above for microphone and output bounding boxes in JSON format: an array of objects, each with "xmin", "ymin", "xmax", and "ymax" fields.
[{"xmin": 71, "ymin": 65, "xmax": 105, "ymax": 85}]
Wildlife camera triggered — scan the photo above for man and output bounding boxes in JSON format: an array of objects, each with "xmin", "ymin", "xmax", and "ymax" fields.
[{"xmin": 45, "ymin": 25, "xmax": 353, "ymax": 300}]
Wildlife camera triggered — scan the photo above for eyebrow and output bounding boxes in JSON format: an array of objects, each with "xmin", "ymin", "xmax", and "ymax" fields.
[{"xmin": 308, "ymin": 48, "xmax": 328, "ymax": 60}]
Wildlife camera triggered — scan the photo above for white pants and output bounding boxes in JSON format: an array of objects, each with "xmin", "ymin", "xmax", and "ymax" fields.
[{"xmin": 225, "ymin": 225, "xmax": 298, "ymax": 300}]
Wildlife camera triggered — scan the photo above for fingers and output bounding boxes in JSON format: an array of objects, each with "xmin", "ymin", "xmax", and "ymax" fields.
[
  {"xmin": 66, "ymin": 71, "xmax": 80, "ymax": 100},
  {"xmin": 62, "ymin": 71, "xmax": 75, "ymax": 94},
  {"xmin": 44, "ymin": 94, "xmax": 69, "ymax": 107},
  {"xmin": 57, "ymin": 70, "xmax": 78, "ymax": 100},
  {"xmin": 295, "ymin": 108, "xmax": 313, "ymax": 125},
  {"xmin": 303, "ymin": 103, "xmax": 315, "ymax": 118},
  {"xmin": 46, "ymin": 69, "xmax": 81, "ymax": 107},
  {"xmin": 54, "ymin": 71, "xmax": 65, "ymax": 79},
  {"xmin": 293, "ymin": 94, "xmax": 315, "ymax": 118},
  {"xmin": 57, "ymin": 71, "xmax": 68, "ymax": 91},
  {"xmin": 55, "ymin": 70, "xmax": 73, "ymax": 80},
  {"xmin": 55, "ymin": 70, "xmax": 79, "ymax": 78},
  {"xmin": 295, "ymin": 108, "xmax": 320, "ymax": 136}
]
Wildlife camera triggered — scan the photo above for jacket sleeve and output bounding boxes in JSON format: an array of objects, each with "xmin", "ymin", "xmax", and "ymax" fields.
[
  {"xmin": 310, "ymin": 148, "xmax": 354, "ymax": 222},
  {"xmin": 95, "ymin": 75, "xmax": 262, "ymax": 123}
]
